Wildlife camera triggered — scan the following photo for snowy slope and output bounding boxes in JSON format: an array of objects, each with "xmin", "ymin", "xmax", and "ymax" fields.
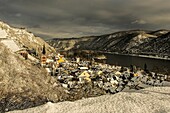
[
  {"xmin": 8, "ymin": 87, "xmax": 170, "ymax": 113},
  {"xmin": 48, "ymin": 30, "xmax": 170, "ymax": 56},
  {"xmin": 0, "ymin": 21, "xmax": 55, "ymax": 55}
]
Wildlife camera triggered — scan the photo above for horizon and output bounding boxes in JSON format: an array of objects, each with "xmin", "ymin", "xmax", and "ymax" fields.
[{"xmin": 0, "ymin": 0, "xmax": 170, "ymax": 39}]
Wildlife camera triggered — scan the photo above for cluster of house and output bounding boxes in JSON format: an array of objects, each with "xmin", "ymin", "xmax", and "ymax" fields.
[
  {"xmin": 39, "ymin": 50, "xmax": 168, "ymax": 94},
  {"xmin": 40, "ymin": 45, "xmax": 66, "ymax": 76}
]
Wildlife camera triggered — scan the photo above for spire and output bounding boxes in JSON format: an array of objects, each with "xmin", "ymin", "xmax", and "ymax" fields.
[{"xmin": 42, "ymin": 44, "xmax": 46, "ymax": 55}]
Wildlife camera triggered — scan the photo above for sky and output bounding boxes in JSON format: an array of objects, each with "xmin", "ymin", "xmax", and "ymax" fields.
[{"xmin": 0, "ymin": 0, "xmax": 170, "ymax": 39}]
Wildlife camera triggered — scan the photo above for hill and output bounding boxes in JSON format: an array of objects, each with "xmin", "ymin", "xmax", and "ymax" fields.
[
  {"xmin": 0, "ymin": 21, "xmax": 55, "ymax": 56},
  {"xmin": 0, "ymin": 22, "xmax": 68, "ymax": 112},
  {"xmin": 47, "ymin": 30, "xmax": 170, "ymax": 57}
]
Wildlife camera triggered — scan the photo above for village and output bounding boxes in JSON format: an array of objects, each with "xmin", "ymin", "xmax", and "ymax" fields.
[
  {"xmin": 38, "ymin": 45, "xmax": 169, "ymax": 97},
  {"xmin": 1, "ymin": 1, "xmax": 170, "ymax": 112},
  {"xmin": 0, "ymin": 28, "xmax": 168, "ymax": 97}
]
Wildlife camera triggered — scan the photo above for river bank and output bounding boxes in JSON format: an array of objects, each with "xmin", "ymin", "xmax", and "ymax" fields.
[{"xmin": 64, "ymin": 50, "xmax": 170, "ymax": 75}]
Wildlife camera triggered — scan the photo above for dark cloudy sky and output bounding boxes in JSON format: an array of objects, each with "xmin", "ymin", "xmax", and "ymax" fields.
[{"xmin": 0, "ymin": 0, "xmax": 170, "ymax": 39}]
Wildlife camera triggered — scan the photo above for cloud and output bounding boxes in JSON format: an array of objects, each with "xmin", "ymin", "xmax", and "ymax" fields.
[
  {"xmin": 0, "ymin": 0, "xmax": 169, "ymax": 38},
  {"xmin": 15, "ymin": 13, "xmax": 22, "ymax": 17},
  {"xmin": 131, "ymin": 20, "xmax": 147, "ymax": 25}
]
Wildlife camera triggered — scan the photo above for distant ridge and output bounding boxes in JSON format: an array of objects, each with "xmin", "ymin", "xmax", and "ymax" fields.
[{"xmin": 47, "ymin": 29, "xmax": 170, "ymax": 57}]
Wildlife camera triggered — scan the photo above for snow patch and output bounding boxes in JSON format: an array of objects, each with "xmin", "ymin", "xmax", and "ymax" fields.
[
  {"xmin": 0, "ymin": 28, "xmax": 8, "ymax": 39},
  {"xmin": 1, "ymin": 39, "xmax": 21, "ymax": 52}
]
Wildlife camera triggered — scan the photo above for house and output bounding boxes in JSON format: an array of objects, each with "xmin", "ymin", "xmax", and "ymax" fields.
[
  {"xmin": 79, "ymin": 71, "xmax": 91, "ymax": 83},
  {"xmin": 17, "ymin": 50, "xmax": 28, "ymax": 59},
  {"xmin": 41, "ymin": 55, "xmax": 47, "ymax": 67},
  {"xmin": 94, "ymin": 55, "xmax": 107, "ymax": 64}
]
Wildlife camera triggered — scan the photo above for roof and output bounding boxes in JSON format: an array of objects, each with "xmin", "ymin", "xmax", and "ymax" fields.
[
  {"xmin": 46, "ymin": 59, "xmax": 54, "ymax": 63},
  {"xmin": 79, "ymin": 67, "xmax": 88, "ymax": 70},
  {"xmin": 94, "ymin": 55, "xmax": 106, "ymax": 60},
  {"xmin": 98, "ymin": 71, "xmax": 103, "ymax": 75},
  {"xmin": 115, "ymin": 71, "xmax": 122, "ymax": 75},
  {"xmin": 58, "ymin": 58, "xmax": 65, "ymax": 63},
  {"xmin": 1, "ymin": 39, "xmax": 22, "ymax": 52},
  {"xmin": 79, "ymin": 71, "xmax": 90, "ymax": 78}
]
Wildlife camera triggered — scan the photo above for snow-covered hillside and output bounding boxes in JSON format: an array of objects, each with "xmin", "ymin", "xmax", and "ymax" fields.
[
  {"xmin": 0, "ymin": 21, "xmax": 55, "ymax": 56},
  {"xmin": 48, "ymin": 30, "xmax": 170, "ymax": 57},
  {"xmin": 8, "ymin": 87, "xmax": 170, "ymax": 113}
]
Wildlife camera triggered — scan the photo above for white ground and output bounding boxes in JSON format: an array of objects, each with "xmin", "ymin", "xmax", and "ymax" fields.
[
  {"xmin": 8, "ymin": 86, "xmax": 170, "ymax": 113},
  {"xmin": 1, "ymin": 39, "xmax": 21, "ymax": 52},
  {"xmin": 0, "ymin": 29, "xmax": 7, "ymax": 39}
]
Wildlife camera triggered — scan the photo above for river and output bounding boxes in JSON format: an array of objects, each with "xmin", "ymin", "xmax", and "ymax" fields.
[{"xmin": 104, "ymin": 53, "xmax": 170, "ymax": 74}]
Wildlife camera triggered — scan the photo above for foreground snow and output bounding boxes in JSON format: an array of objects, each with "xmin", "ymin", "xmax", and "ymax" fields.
[{"xmin": 8, "ymin": 87, "xmax": 170, "ymax": 113}]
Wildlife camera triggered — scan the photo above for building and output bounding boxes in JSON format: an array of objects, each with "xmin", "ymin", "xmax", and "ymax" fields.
[{"xmin": 41, "ymin": 55, "xmax": 47, "ymax": 67}]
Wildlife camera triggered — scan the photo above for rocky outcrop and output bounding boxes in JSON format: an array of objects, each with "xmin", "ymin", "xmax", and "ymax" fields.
[{"xmin": 0, "ymin": 21, "xmax": 55, "ymax": 56}]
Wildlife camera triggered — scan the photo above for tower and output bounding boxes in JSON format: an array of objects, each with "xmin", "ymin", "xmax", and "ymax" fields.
[
  {"xmin": 41, "ymin": 44, "xmax": 47, "ymax": 67},
  {"xmin": 42, "ymin": 44, "xmax": 46, "ymax": 55}
]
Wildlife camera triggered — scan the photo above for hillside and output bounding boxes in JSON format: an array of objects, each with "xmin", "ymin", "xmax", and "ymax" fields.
[
  {"xmin": 47, "ymin": 30, "xmax": 170, "ymax": 57},
  {"xmin": 0, "ymin": 22, "xmax": 69, "ymax": 112},
  {"xmin": 0, "ymin": 21, "xmax": 55, "ymax": 56},
  {"xmin": 8, "ymin": 87, "xmax": 170, "ymax": 113},
  {"xmin": 133, "ymin": 32, "xmax": 170, "ymax": 56},
  {"xmin": 47, "ymin": 37, "xmax": 94, "ymax": 51}
]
